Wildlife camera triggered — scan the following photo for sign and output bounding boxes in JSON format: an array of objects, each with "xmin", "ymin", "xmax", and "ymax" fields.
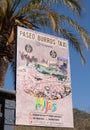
[{"xmin": 16, "ymin": 26, "xmax": 73, "ymax": 127}]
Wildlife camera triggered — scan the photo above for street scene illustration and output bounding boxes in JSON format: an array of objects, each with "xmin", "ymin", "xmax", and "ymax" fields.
[{"xmin": 17, "ymin": 50, "xmax": 71, "ymax": 100}]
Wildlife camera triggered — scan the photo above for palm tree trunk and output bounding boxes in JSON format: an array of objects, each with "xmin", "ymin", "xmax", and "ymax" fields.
[{"xmin": 0, "ymin": 56, "xmax": 9, "ymax": 88}]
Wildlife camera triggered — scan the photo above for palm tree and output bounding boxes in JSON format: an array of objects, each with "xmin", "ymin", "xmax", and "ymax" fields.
[
  {"xmin": 0, "ymin": 1, "xmax": 90, "ymax": 130},
  {"xmin": 0, "ymin": 0, "xmax": 90, "ymax": 88}
]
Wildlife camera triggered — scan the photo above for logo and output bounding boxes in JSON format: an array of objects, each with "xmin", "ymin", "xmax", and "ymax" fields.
[
  {"xmin": 25, "ymin": 44, "xmax": 33, "ymax": 53},
  {"xmin": 50, "ymin": 50, "xmax": 57, "ymax": 58},
  {"xmin": 35, "ymin": 98, "xmax": 57, "ymax": 113}
]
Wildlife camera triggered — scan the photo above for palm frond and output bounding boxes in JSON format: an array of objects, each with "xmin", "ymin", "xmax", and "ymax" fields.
[
  {"xmin": 11, "ymin": 0, "xmax": 23, "ymax": 14},
  {"xmin": 57, "ymin": 27, "xmax": 85, "ymax": 63},
  {"xmin": 15, "ymin": 19, "xmax": 24, "ymax": 26},
  {"xmin": 0, "ymin": 0, "xmax": 7, "ymax": 9},
  {"xmin": 6, "ymin": 25, "xmax": 14, "ymax": 46},
  {"xmin": 0, "ymin": 5, "xmax": 5, "ymax": 30},
  {"xmin": 14, "ymin": 18, "xmax": 38, "ymax": 29},
  {"xmin": 14, "ymin": 1, "xmax": 33, "ymax": 17},
  {"xmin": 20, "ymin": 19, "xmax": 38, "ymax": 28},
  {"xmin": 31, "ymin": 0, "xmax": 82, "ymax": 16},
  {"xmin": 15, "ymin": 3, "xmax": 59, "ymax": 29},
  {"xmin": 62, "ymin": 0, "xmax": 82, "ymax": 16},
  {"xmin": 59, "ymin": 15, "xmax": 90, "ymax": 49},
  {"xmin": 6, "ymin": 0, "xmax": 12, "ymax": 18},
  {"xmin": 0, "ymin": 4, "xmax": 5, "ymax": 16}
]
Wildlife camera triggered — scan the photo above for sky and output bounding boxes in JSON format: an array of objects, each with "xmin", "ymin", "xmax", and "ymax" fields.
[
  {"xmin": 69, "ymin": 0, "xmax": 90, "ymax": 112},
  {"xmin": 4, "ymin": 0, "xmax": 90, "ymax": 113}
]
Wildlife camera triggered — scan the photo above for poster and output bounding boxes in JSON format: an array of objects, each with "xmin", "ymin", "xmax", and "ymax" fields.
[{"xmin": 16, "ymin": 26, "xmax": 73, "ymax": 127}]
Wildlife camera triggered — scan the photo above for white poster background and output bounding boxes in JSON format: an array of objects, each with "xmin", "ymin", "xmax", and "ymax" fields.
[{"xmin": 16, "ymin": 26, "xmax": 73, "ymax": 128}]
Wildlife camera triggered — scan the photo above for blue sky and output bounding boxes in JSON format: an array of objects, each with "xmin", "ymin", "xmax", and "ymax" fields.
[
  {"xmin": 4, "ymin": 0, "xmax": 90, "ymax": 113},
  {"xmin": 70, "ymin": 0, "xmax": 90, "ymax": 112}
]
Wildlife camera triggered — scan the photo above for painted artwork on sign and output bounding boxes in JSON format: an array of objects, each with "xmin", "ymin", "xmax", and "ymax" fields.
[{"xmin": 16, "ymin": 26, "xmax": 73, "ymax": 128}]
